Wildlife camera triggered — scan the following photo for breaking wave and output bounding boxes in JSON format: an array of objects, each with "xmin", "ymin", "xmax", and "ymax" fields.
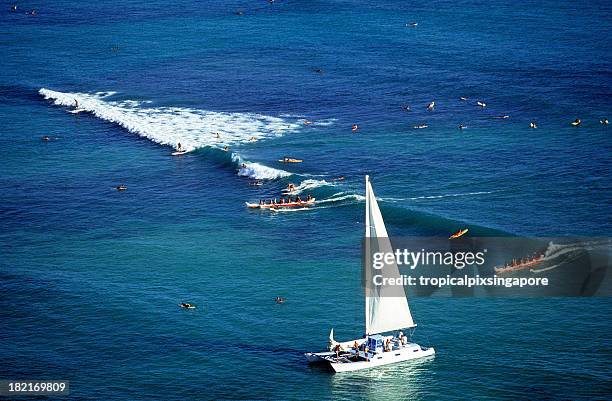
[{"xmin": 39, "ymin": 88, "xmax": 303, "ymax": 151}]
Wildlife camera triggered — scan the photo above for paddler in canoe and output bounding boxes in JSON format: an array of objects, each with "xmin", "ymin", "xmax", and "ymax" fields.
[
  {"xmin": 449, "ymin": 228, "xmax": 468, "ymax": 239},
  {"xmin": 279, "ymin": 156, "xmax": 303, "ymax": 163}
]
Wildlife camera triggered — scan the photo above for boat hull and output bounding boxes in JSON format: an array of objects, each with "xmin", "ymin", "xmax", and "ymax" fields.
[
  {"xmin": 330, "ymin": 344, "xmax": 435, "ymax": 373},
  {"xmin": 245, "ymin": 199, "xmax": 315, "ymax": 209}
]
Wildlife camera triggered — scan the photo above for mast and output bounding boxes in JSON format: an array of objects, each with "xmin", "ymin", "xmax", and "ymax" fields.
[{"xmin": 364, "ymin": 175, "xmax": 370, "ymax": 336}]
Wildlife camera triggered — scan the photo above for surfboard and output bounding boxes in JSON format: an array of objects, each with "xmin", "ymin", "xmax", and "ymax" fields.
[
  {"xmin": 172, "ymin": 151, "xmax": 188, "ymax": 156},
  {"xmin": 69, "ymin": 108, "xmax": 86, "ymax": 114}
]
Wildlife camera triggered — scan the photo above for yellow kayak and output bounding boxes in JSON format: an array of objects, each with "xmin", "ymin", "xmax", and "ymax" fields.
[{"xmin": 449, "ymin": 228, "xmax": 468, "ymax": 239}]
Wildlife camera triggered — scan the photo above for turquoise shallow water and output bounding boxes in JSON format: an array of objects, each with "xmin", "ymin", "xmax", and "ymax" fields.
[{"xmin": 1, "ymin": 0, "xmax": 611, "ymax": 399}]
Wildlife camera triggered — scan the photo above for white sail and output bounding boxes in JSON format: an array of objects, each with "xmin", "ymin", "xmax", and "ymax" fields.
[{"xmin": 364, "ymin": 176, "xmax": 415, "ymax": 335}]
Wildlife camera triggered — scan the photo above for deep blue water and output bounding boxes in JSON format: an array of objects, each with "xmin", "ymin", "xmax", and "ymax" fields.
[{"xmin": 1, "ymin": 1, "xmax": 611, "ymax": 400}]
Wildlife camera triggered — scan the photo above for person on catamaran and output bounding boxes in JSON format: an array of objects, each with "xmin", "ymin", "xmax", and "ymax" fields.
[{"xmin": 334, "ymin": 343, "xmax": 343, "ymax": 358}]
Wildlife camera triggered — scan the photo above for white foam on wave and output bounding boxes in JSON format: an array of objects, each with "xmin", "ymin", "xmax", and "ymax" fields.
[
  {"xmin": 317, "ymin": 192, "xmax": 366, "ymax": 204},
  {"xmin": 39, "ymin": 88, "xmax": 304, "ymax": 151},
  {"xmin": 232, "ymin": 154, "xmax": 291, "ymax": 180},
  {"xmin": 287, "ymin": 179, "xmax": 334, "ymax": 194}
]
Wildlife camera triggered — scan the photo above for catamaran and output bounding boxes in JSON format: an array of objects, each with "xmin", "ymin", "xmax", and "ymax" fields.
[{"xmin": 305, "ymin": 176, "xmax": 435, "ymax": 373}]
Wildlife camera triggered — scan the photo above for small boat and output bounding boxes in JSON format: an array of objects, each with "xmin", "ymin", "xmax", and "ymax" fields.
[
  {"xmin": 246, "ymin": 199, "xmax": 315, "ymax": 209},
  {"xmin": 278, "ymin": 158, "xmax": 303, "ymax": 163},
  {"xmin": 449, "ymin": 228, "xmax": 468, "ymax": 239},
  {"xmin": 305, "ymin": 176, "xmax": 434, "ymax": 373}
]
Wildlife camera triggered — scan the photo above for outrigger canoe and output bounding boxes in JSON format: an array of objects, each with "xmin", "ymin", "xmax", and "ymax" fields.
[
  {"xmin": 246, "ymin": 199, "xmax": 315, "ymax": 209},
  {"xmin": 449, "ymin": 228, "xmax": 468, "ymax": 239}
]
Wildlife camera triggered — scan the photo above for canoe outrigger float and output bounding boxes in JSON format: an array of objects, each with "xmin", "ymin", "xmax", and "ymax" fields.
[
  {"xmin": 305, "ymin": 176, "xmax": 434, "ymax": 373},
  {"xmin": 245, "ymin": 199, "xmax": 315, "ymax": 209}
]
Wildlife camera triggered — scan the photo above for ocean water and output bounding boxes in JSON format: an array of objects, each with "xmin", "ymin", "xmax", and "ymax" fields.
[{"xmin": 1, "ymin": 0, "xmax": 611, "ymax": 400}]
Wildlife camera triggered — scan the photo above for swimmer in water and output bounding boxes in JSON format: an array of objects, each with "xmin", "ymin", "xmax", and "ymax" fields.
[
  {"xmin": 495, "ymin": 115, "xmax": 510, "ymax": 119},
  {"xmin": 600, "ymin": 119, "xmax": 608, "ymax": 125},
  {"xmin": 41, "ymin": 135, "xmax": 52, "ymax": 141},
  {"xmin": 426, "ymin": 101, "xmax": 435, "ymax": 111},
  {"xmin": 460, "ymin": 97, "xmax": 468, "ymax": 101},
  {"xmin": 11, "ymin": 4, "xmax": 17, "ymax": 12},
  {"xmin": 530, "ymin": 121, "xmax": 537, "ymax": 129},
  {"xmin": 401, "ymin": 105, "xmax": 411, "ymax": 112},
  {"xmin": 459, "ymin": 124, "xmax": 466, "ymax": 130},
  {"xmin": 351, "ymin": 124, "xmax": 359, "ymax": 132},
  {"xmin": 114, "ymin": 184, "xmax": 127, "ymax": 191},
  {"xmin": 223, "ymin": 146, "xmax": 229, "ymax": 152},
  {"xmin": 477, "ymin": 101, "xmax": 486, "ymax": 108}
]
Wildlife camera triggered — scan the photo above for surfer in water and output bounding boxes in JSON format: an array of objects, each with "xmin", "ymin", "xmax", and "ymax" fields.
[
  {"xmin": 74, "ymin": 99, "xmax": 79, "ymax": 108},
  {"xmin": 223, "ymin": 146, "xmax": 229, "ymax": 152},
  {"xmin": 426, "ymin": 101, "xmax": 435, "ymax": 111},
  {"xmin": 351, "ymin": 124, "xmax": 359, "ymax": 132},
  {"xmin": 114, "ymin": 184, "xmax": 128, "ymax": 191},
  {"xmin": 177, "ymin": 142, "xmax": 184, "ymax": 152}
]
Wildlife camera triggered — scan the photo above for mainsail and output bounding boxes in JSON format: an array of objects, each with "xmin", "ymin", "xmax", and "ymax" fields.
[{"xmin": 364, "ymin": 176, "xmax": 416, "ymax": 335}]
